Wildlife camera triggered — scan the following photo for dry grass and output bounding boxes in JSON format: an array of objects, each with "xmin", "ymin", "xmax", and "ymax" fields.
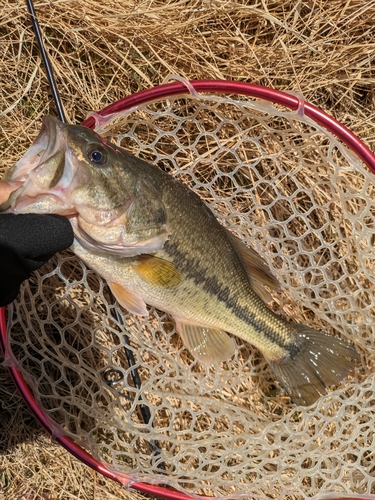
[{"xmin": 1, "ymin": 0, "xmax": 375, "ymax": 499}]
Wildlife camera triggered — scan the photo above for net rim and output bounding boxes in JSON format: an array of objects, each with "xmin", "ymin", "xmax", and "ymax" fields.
[
  {"xmin": 1, "ymin": 79, "xmax": 375, "ymax": 500},
  {"xmin": 81, "ymin": 79, "xmax": 375, "ymax": 174}
]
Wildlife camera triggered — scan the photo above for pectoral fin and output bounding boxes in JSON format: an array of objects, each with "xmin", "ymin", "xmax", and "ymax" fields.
[
  {"xmin": 109, "ymin": 282, "xmax": 148, "ymax": 316},
  {"xmin": 132, "ymin": 255, "xmax": 181, "ymax": 288},
  {"xmin": 228, "ymin": 232, "xmax": 280, "ymax": 302},
  {"xmin": 175, "ymin": 319, "xmax": 236, "ymax": 365}
]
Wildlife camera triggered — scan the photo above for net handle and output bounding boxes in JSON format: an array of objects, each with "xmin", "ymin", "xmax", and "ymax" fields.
[
  {"xmin": 81, "ymin": 80, "xmax": 375, "ymax": 175},
  {"xmin": 2, "ymin": 79, "xmax": 375, "ymax": 500}
]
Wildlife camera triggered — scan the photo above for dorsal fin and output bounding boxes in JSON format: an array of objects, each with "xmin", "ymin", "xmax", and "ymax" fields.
[{"xmin": 228, "ymin": 232, "xmax": 280, "ymax": 302}]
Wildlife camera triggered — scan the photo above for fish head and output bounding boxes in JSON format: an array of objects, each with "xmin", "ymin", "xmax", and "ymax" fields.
[{"xmin": 0, "ymin": 115, "xmax": 168, "ymax": 256}]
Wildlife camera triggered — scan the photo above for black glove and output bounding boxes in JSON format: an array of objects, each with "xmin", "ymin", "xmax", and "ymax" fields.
[{"xmin": 0, "ymin": 213, "xmax": 74, "ymax": 306}]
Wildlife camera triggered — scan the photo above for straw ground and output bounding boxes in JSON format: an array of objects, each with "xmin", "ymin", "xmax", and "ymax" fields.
[{"xmin": 1, "ymin": 1, "xmax": 375, "ymax": 499}]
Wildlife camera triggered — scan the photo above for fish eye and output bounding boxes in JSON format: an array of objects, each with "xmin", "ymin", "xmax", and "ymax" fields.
[{"xmin": 87, "ymin": 145, "xmax": 108, "ymax": 165}]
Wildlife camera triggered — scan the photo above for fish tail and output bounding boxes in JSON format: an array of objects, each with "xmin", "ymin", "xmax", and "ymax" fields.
[{"xmin": 268, "ymin": 324, "xmax": 358, "ymax": 406}]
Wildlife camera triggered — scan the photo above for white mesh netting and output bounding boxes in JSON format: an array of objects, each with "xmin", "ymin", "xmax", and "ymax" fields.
[{"xmin": 4, "ymin": 91, "xmax": 375, "ymax": 499}]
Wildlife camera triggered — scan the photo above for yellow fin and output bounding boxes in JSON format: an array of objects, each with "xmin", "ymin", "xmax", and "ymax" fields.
[
  {"xmin": 229, "ymin": 232, "xmax": 280, "ymax": 302},
  {"xmin": 132, "ymin": 255, "xmax": 181, "ymax": 288},
  {"xmin": 176, "ymin": 319, "xmax": 236, "ymax": 365},
  {"xmin": 109, "ymin": 282, "xmax": 148, "ymax": 316}
]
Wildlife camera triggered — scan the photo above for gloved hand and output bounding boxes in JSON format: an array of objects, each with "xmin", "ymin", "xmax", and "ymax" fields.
[{"xmin": 0, "ymin": 213, "xmax": 74, "ymax": 306}]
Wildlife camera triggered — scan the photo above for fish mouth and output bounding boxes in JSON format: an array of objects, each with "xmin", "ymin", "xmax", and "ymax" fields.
[
  {"xmin": 2, "ymin": 115, "xmax": 61, "ymax": 184},
  {"xmin": 0, "ymin": 116, "xmax": 71, "ymax": 214}
]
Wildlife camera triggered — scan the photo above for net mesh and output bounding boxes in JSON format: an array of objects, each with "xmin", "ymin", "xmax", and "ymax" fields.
[{"xmin": 4, "ymin": 91, "xmax": 375, "ymax": 499}]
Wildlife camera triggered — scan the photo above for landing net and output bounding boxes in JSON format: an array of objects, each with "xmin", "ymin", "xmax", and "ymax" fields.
[{"xmin": 1, "ymin": 80, "xmax": 375, "ymax": 499}]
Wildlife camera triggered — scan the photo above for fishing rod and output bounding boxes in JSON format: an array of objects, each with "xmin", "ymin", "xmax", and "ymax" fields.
[
  {"xmin": 24, "ymin": 0, "xmax": 164, "ymax": 463},
  {"xmin": 25, "ymin": 0, "xmax": 66, "ymax": 123}
]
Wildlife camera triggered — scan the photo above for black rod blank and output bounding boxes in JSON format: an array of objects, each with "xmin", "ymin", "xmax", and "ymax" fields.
[{"xmin": 25, "ymin": 0, "xmax": 67, "ymax": 123}]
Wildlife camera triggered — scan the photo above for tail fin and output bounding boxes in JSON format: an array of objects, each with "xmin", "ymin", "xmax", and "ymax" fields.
[{"xmin": 268, "ymin": 325, "xmax": 358, "ymax": 406}]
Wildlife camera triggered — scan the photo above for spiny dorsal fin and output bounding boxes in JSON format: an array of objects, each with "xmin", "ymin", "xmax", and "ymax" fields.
[
  {"xmin": 109, "ymin": 282, "xmax": 148, "ymax": 316},
  {"xmin": 175, "ymin": 319, "xmax": 236, "ymax": 365},
  {"xmin": 228, "ymin": 232, "xmax": 280, "ymax": 302},
  {"xmin": 132, "ymin": 254, "xmax": 181, "ymax": 288}
]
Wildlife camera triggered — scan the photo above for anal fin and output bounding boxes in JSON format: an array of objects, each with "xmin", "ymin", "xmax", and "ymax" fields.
[
  {"xmin": 109, "ymin": 282, "xmax": 148, "ymax": 316},
  {"xmin": 175, "ymin": 319, "xmax": 236, "ymax": 365}
]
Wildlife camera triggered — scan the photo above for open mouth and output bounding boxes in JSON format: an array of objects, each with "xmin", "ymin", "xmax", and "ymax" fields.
[
  {"xmin": 0, "ymin": 116, "xmax": 68, "ymax": 213},
  {"xmin": 3, "ymin": 115, "xmax": 61, "ymax": 184}
]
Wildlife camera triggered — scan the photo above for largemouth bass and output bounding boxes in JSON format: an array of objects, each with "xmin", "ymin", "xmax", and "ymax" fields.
[{"xmin": 0, "ymin": 115, "xmax": 358, "ymax": 406}]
